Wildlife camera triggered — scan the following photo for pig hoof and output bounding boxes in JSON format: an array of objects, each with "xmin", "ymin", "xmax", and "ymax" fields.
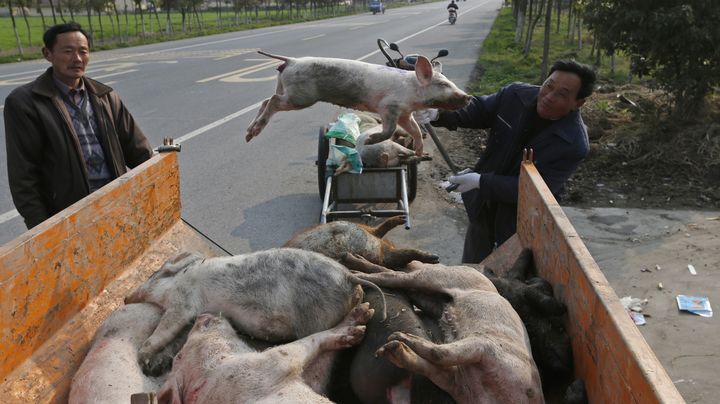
[
  {"xmin": 347, "ymin": 303, "xmax": 374, "ymax": 325},
  {"xmin": 341, "ymin": 325, "xmax": 367, "ymax": 347}
]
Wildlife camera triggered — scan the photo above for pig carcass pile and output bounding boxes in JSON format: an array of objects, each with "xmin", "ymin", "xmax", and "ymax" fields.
[{"xmin": 70, "ymin": 216, "xmax": 584, "ymax": 404}]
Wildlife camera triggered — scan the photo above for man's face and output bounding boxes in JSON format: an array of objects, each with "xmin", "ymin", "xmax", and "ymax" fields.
[
  {"xmin": 42, "ymin": 31, "xmax": 89, "ymax": 88},
  {"xmin": 536, "ymin": 70, "xmax": 586, "ymax": 120}
]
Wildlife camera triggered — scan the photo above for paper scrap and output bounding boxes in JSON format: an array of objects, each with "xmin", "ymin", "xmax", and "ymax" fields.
[
  {"xmin": 628, "ymin": 311, "xmax": 646, "ymax": 325},
  {"xmin": 688, "ymin": 264, "xmax": 697, "ymax": 275},
  {"xmin": 676, "ymin": 295, "xmax": 712, "ymax": 317}
]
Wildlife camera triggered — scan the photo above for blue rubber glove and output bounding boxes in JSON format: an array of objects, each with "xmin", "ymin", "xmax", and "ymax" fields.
[{"xmin": 448, "ymin": 171, "xmax": 481, "ymax": 193}]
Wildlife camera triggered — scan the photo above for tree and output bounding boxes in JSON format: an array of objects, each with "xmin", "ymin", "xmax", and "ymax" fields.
[
  {"xmin": 540, "ymin": 0, "xmax": 552, "ymax": 80},
  {"xmin": 8, "ymin": 0, "xmax": 25, "ymax": 57},
  {"xmin": 584, "ymin": 0, "xmax": 720, "ymax": 115}
]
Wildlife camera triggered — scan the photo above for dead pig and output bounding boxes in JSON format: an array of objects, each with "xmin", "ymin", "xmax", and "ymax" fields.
[
  {"xmin": 348, "ymin": 258, "xmax": 545, "ymax": 404},
  {"xmin": 347, "ymin": 288, "xmax": 454, "ymax": 404},
  {"xmin": 245, "ymin": 51, "xmax": 471, "ymax": 156},
  {"xmin": 69, "ymin": 303, "xmax": 179, "ymax": 403},
  {"xmin": 124, "ymin": 248, "xmax": 385, "ymax": 376},
  {"xmin": 284, "ymin": 215, "xmax": 439, "ymax": 270},
  {"xmin": 157, "ymin": 294, "xmax": 374, "ymax": 404}
]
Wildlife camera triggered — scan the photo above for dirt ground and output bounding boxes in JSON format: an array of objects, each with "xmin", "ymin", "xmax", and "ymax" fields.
[{"xmin": 403, "ymin": 84, "xmax": 720, "ymax": 403}]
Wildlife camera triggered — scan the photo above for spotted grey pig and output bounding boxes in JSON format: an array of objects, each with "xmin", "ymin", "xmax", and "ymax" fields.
[
  {"xmin": 245, "ymin": 51, "xmax": 471, "ymax": 156},
  {"xmin": 124, "ymin": 248, "xmax": 385, "ymax": 376}
]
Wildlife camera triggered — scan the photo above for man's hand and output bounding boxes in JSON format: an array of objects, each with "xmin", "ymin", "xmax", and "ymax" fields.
[
  {"xmin": 413, "ymin": 108, "xmax": 439, "ymax": 125},
  {"xmin": 448, "ymin": 171, "xmax": 481, "ymax": 193}
]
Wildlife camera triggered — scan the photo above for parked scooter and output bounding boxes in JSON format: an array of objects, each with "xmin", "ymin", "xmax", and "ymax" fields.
[
  {"xmin": 377, "ymin": 39, "xmax": 448, "ymax": 73},
  {"xmin": 448, "ymin": 9, "xmax": 457, "ymax": 24}
]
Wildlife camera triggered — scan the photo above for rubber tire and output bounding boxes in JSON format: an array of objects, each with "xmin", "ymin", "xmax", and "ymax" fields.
[
  {"xmin": 317, "ymin": 126, "xmax": 330, "ymax": 200},
  {"xmin": 407, "ymin": 161, "xmax": 417, "ymax": 203}
]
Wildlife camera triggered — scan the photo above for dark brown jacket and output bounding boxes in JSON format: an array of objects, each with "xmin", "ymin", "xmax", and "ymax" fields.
[{"xmin": 4, "ymin": 67, "xmax": 153, "ymax": 229}]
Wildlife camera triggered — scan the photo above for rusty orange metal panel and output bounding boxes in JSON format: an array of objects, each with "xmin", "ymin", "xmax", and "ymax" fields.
[
  {"xmin": 0, "ymin": 153, "xmax": 180, "ymax": 384},
  {"xmin": 515, "ymin": 162, "xmax": 684, "ymax": 403},
  {"xmin": 1, "ymin": 220, "xmax": 219, "ymax": 403}
]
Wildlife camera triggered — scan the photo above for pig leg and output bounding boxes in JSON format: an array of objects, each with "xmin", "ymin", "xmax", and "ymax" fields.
[
  {"xmin": 369, "ymin": 215, "xmax": 406, "ymax": 238},
  {"xmin": 303, "ymin": 285, "xmax": 371, "ymax": 393},
  {"xmin": 341, "ymin": 252, "xmax": 393, "ymax": 273},
  {"xmin": 382, "ymin": 248, "xmax": 440, "ymax": 269},
  {"xmin": 375, "ymin": 339, "xmax": 455, "ymax": 396},
  {"xmin": 397, "ymin": 114, "xmax": 424, "ymax": 156},
  {"xmin": 389, "ymin": 331, "xmax": 508, "ymax": 367},
  {"xmin": 268, "ymin": 297, "xmax": 373, "ymax": 379},
  {"xmin": 246, "ymin": 93, "xmax": 316, "ymax": 141},
  {"xmin": 138, "ymin": 305, "xmax": 197, "ymax": 376},
  {"xmin": 365, "ymin": 107, "xmax": 399, "ymax": 145}
]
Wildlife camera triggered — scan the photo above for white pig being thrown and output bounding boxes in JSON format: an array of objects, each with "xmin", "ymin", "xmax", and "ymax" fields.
[{"xmin": 245, "ymin": 51, "xmax": 471, "ymax": 156}]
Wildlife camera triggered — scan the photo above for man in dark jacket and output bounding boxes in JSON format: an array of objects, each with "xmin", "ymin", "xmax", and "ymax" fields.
[
  {"xmin": 4, "ymin": 23, "xmax": 153, "ymax": 229},
  {"xmin": 429, "ymin": 60, "xmax": 596, "ymax": 263}
]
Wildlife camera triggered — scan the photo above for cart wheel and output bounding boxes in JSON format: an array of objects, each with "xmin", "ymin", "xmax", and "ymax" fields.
[
  {"xmin": 317, "ymin": 126, "xmax": 330, "ymax": 200},
  {"xmin": 407, "ymin": 161, "xmax": 417, "ymax": 203}
]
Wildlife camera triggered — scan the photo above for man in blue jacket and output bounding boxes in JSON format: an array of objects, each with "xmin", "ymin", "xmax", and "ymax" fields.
[{"xmin": 427, "ymin": 60, "xmax": 597, "ymax": 263}]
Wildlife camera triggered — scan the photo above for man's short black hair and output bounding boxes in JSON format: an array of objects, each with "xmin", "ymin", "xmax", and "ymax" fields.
[
  {"xmin": 43, "ymin": 22, "xmax": 90, "ymax": 50},
  {"xmin": 549, "ymin": 60, "xmax": 597, "ymax": 99}
]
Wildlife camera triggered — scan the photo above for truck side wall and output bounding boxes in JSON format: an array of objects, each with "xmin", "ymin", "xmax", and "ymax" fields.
[
  {"xmin": 0, "ymin": 153, "xmax": 180, "ymax": 384},
  {"xmin": 516, "ymin": 162, "xmax": 684, "ymax": 403}
]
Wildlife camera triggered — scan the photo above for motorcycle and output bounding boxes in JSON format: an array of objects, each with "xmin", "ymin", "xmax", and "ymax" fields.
[
  {"xmin": 448, "ymin": 9, "xmax": 457, "ymax": 25},
  {"xmin": 377, "ymin": 38, "xmax": 449, "ymax": 73}
]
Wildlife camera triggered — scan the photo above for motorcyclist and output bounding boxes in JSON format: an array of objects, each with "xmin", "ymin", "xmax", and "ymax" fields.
[{"xmin": 447, "ymin": 0, "xmax": 459, "ymax": 11}]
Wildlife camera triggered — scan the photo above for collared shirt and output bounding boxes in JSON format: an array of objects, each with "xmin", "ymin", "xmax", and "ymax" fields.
[{"xmin": 54, "ymin": 78, "xmax": 112, "ymax": 192}]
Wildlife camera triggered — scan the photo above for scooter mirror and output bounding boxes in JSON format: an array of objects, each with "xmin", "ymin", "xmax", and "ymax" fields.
[
  {"xmin": 389, "ymin": 43, "xmax": 400, "ymax": 52},
  {"xmin": 437, "ymin": 49, "xmax": 449, "ymax": 58}
]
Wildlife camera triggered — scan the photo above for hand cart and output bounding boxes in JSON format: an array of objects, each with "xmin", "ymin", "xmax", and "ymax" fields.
[{"xmin": 316, "ymin": 126, "xmax": 418, "ymax": 229}]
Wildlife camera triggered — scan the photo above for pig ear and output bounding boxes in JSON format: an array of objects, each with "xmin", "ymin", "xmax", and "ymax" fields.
[
  {"xmin": 414, "ymin": 56, "xmax": 433, "ymax": 86},
  {"xmin": 153, "ymin": 251, "xmax": 205, "ymax": 279}
]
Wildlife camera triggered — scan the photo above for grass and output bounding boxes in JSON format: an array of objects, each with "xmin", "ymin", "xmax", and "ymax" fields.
[
  {"xmin": 468, "ymin": 6, "xmax": 631, "ymax": 95},
  {"xmin": 0, "ymin": 1, "xmax": 438, "ymax": 62}
]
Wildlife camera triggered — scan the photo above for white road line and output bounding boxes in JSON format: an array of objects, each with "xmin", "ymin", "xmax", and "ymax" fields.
[
  {"xmin": 197, "ymin": 60, "xmax": 279, "ymax": 83},
  {"xmin": 174, "ymin": 101, "xmax": 263, "ymax": 145},
  {"xmin": 0, "ymin": 209, "xmax": 19, "ymax": 225},
  {"xmin": 303, "ymin": 34, "xmax": 326, "ymax": 41},
  {"xmin": 92, "ymin": 69, "xmax": 139, "ymax": 80}
]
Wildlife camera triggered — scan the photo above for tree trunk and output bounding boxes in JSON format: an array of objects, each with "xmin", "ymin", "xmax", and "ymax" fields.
[
  {"xmin": 555, "ymin": 0, "xmax": 560, "ymax": 33},
  {"xmin": 96, "ymin": 10, "xmax": 105, "ymax": 44},
  {"xmin": 540, "ymin": 0, "xmax": 553, "ymax": 81},
  {"xmin": 515, "ymin": 9, "xmax": 525, "ymax": 43},
  {"xmin": 577, "ymin": 17, "xmax": 582, "ymax": 50},
  {"xmin": 85, "ymin": 2, "xmax": 94, "ymax": 47},
  {"xmin": 153, "ymin": 3, "xmax": 162, "ymax": 33},
  {"xmin": 166, "ymin": 2, "xmax": 173, "ymax": 33},
  {"xmin": 37, "ymin": 0, "xmax": 48, "ymax": 31},
  {"xmin": 523, "ymin": 0, "xmax": 545, "ymax": 57},
  {"xmin": 20, "ymin": 3, "xmax": 33, "ymax": 47},
  {"xmin": 124, "ymin": 0, "xmax": 130, "ymax": 41},
  {"xmin": 139, "ymin": 4, "xmax": 146, "ymax": 36},
  {"xmin": 8, "ymin": 0, "xmax": 25, "ymax": 58},
  {"xmin": 48, "ymin": 0, "xmax": 58, "ymax": 24}
]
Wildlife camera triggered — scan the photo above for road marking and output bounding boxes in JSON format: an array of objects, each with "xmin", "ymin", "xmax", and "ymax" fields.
[
  {"xmin": 93, "ymin": 69, "xmax": 139, "ymax": 80},
  {"xmin": 0, "ymin": 209, "xmax": 19, "ymax": 225},
  {"xmin": 303, "ymin": 34, "xmax": 326, "ymax": 41},
  {"xmin": 197, "ymin": 60, "xmax": 280, "ymax": 83},
  {"xmin": 174, "ymin": 101, "xmax": 263, "ymax": 145}
]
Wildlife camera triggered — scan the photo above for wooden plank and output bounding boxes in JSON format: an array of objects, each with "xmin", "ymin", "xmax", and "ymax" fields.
[
  {"xmin": 516, "ymin": 162, "xmax": 684, "ymax": 403},
  {"xmin": 0, "ymin": 153, "xmax": 180, "ymax": 383}
]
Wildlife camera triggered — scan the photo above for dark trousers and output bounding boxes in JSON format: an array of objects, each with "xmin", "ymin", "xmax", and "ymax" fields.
[{"xmin": 461, "ymin": 203, "xmax": 496, "ymax": 264}]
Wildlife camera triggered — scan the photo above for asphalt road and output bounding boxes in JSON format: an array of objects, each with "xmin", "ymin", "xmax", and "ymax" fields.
[{"xmin": 0, "ymin": 0, "xmax": 503, "ymax": 250}]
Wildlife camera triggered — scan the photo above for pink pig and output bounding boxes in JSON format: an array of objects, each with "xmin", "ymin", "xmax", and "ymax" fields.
[{"xmin": 245, "ymin": 51, "xmax": 471, "ymax": 156}]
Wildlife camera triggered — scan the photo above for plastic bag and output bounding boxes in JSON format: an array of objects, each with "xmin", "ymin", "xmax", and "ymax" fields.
[
  {"xmin": 326, "ymin": 112, "xmax": 361, "ymax": 145},
  {"xmin": 328, "ymin": 145, "xmax": 363, "ymax": 174}
]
